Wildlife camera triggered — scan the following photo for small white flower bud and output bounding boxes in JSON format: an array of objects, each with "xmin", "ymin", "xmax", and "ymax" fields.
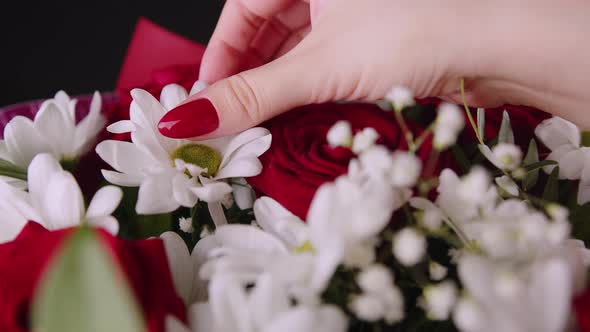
[
  {"xmin": 327, "ymin": 120, "xmax": 353, "ymax": 148},
  {"xmin": 433, "ymin": 103, "xmax": 464, "ymax": 150},
  {"xmin": 429, "ymin": 261, "xmax": 448, "ymax": 281},
  {"xmin": 350, "ymin": 294, "xmax": 385, "ymax": 322},
  {"xmin": 393, "ymin": 228, "xmax": 427, "ymax": 266},
  {"xmin": 491, "ymin": 143, "xmax": 522, "ymax": 171},
  {"xmin": 178, "ymin": 217, "xmax": 193, "ymax": 233},
  {"xmin": 390, "ymin": 151, "xmax": 422, "ymax": 187},
  {"xmin": 352, "ymin": 128, "xmax": 380, "ymax": 154},
  {"xmin": 421, "ymin": 209, "xmax": 443, "ymax": 231},
  {"xmin": 546, "ymin": 203, "xmax": 569, "ymax": 223},
  {"xmin": 453, "ymin": 297, "xmax": 485, "ymax": 332},
  {"xmin": 357, "ymin": 264, "xmax": 394, "ymax": 294},
  {"xmin": 386, "ymin": 86, "xmax": 415, "ymax": 111},
  {"xmin": 421, "ymin": 281, "xmax": 458, "ymax": 320}
]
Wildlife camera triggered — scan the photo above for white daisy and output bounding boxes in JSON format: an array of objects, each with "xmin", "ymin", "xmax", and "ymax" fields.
[
  {"xmin": 0, "ymin": 90, "xmax": 106, "ymax": 168},
  {"xmin": 96, "ymin": 83, "xmax": 271, "ymax": 221},
  {"xmin": 0, "ymin": 153, "xmax": 121, "ymax": 243}
]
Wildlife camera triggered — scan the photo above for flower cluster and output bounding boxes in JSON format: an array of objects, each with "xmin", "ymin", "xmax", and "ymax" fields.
[{"xmin": 1, "ymin": 81, "xmax": 590, "ymax": 332}]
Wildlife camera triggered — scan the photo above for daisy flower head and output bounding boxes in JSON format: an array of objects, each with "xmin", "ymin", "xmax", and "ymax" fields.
[
  {"xmin": 0, "ymin": 91, "xmax": 105, "ymax": 169},
  {"xmin": 96, "ymin": 82, "xmax": 272, "ymax": 219}
]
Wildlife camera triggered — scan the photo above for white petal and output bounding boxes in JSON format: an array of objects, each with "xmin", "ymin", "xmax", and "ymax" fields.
[
  {"xmin": 189, "ymin": 80, "xmax": 209, "ymax": 96},
  {"xmin": 42, "ymin": 171, "xmax": 85, "ymax": 230},
  {"xmin": 557, "ymin": 150, "xmax": 585, "ymax": 180},
  {"xmin": 457, "ymin": 255, "xmax": 496, "ymax": 302},
  {"xmin": 86, "ymin": 185, "xmax": 123, "ymax": 218},
  {"xmin": 130, "ymin": 88, "xmax": 167, "ymax": 126},
  {"xmin": 107, "ymin": 120, "xmax": 136, "ymax": 134},
  {"xmin": 87, "ymin": 216, "xmax": 119, "ymax": 235},
  {"xmin": 544, "ymin": 145, "xmax": 576, "ymax": 176},
  {"xmin": 161, "ymin": 231, "xmax": 194, "ymax": 306},
  {"xmin": 535, "ymin": 117, "xmax": 580, "ymax": 150},
  {"xmin": 0, "ymin": 181, "xmax": 39, "ymax": 243},
  {"xmin": 529, "ymin": 260, "xmax": 571, "ymax": 332},
  {"xmin": 165, "ymin": 315, "xmax": 192, "ymax": 332},
  {"xmin": 261, "ymin": 307, "xmax": 316, "ymax": 332},
  {"xmin": 253, "ymin": 197, "xmax": 307, "ymax": 249},
  {"xmin": 233, "ymin": 182, "xmax": 255, "ymax": 210},
  {"xmin": 4, "ymin": 116, "xmax": 51, "ymax": 167},
  {"xmin": 208, "ymin": 275, "xmax": 253, "ymax": 332},
  {"xmin": 213, "ymin": 224, "xmax": 288, "ymax": 253},
  {"xmin": 208, "ymin": 202, "xmax": 228, "ymax": 226},
  {"xmin": 34, "ymin": 101, "xmax": 75, "ymax": 156},
  {"xmin": 215, "ymin": 158, "xmax": 262, "ymax": 180},
  {"xmin": 27, "ymin": 153, "xmax": 63, "ymax": 209},
  {"xmin": 250, "ymin": 274, "xmax": 290, "ymax": 328},
  {"xmin": 216, "ymin": 128, "xmax": 271, "ymax": 169},
  {"xmin": 101, "ymin": 169, "xmax": 143, "ymax": 186},
  {"xmin": 189, "ymin": 303, "xmax": 218, "ymax": 332},
  {"xmin": 96, "ymin": 140, "xmax": 158, "ymax": 175},
  {"xmin": 136, "ymin": 174, "xmax": 179, "ymax": 214},
  {"xmin": 0, "ymin": 141, "xmax": 11, "ymax": 161},
  {"xmin": 160, "ymin": 84, "xmax": 188, "ymax": 111},
  {"xmin": 74, "ymin": 91, "xmax": 106, "ymax": 155},
  {"xmin": 172, "ymin": 174, "xmax": 199, "ymax": 208},
  {"xmin": 495, "ymin": 176, "xmax": 519, "ymax": 196},
  {"xmin": 190, "ymin": 181, "xmax": 233, "ymax": 203},
  {"xmin": 478, "ymin": 144, "xmax": 501, "ymax": 169}
]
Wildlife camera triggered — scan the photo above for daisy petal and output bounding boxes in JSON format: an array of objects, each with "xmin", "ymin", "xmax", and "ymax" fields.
[
  {"xmin": 172, "ymin": 174, "xmax": 199, "ymax": 208},
  {"xmin": 216, "ymin": 128, "xmax": 270, "ymax": 168},
  {"xmin": 96, "ymin": 140, "xmax": 157, "ymax": 175},
  {"xmin": 219, "ymin": 133, "xmax": 272, "ymax": 170},
  {"xmin": 74, "ymin": 91, "xmax": 106, "ymax": 154},
  {"xmin": 42, "ymin": 171, "xmax": 85, "ymax": 230},
  {"xmin": 87, "ymin": 216, "xmax": 119, "ymax": 235},
  {"xmin": 160, "ymin": 84, "xmax": 188, "ymax": 111},
  {"xmin": 35, "ymin": 101, "xmax": 75, "ymax": 156},
  {"xmin": 208, "ymin": 202, "xmax": 228, "ymax": 226},
  {"xmin": 189, "ymin": 303, "xmax": 217, "ymax": 332},
  {"xmin": 190, "ymin": 181, "xmax": 232, "ymax": 203},
  {"xmin": 86, "ymin": 185, "xmax": 123, "ymax": 218},
  {"xmin": 136, "ymin": 174, "xmax": 179, "ymax": 214},
  {"xmin": 165, "ymin": 315, "xmax": 192, "ymax": 332},
  {"xmin": 107, "ymin": 120, "xmax": 136, "ymax": 134},
  {"xmin": 101, "ymin": 170, "xmax": 143, "ymax": 186},
  {"xmin": 161, "ymin": 231, "xmax": 194, "ymax": 305},
  {"xmin": 215, "ymin": 158, "xmax": 262, "ymax": 180},
  {"xmin": 4, "ymin": 116, "xmax": 51, "ymax": 166},
  {"xmin": 28, "ymin": 153, "xmax": 63, "ymax": 208}
]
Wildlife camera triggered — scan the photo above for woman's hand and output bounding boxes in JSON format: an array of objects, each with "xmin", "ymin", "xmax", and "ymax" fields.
[{"xmin": 158, "ymin": 0, "xmax": 590, "ymax": 139}]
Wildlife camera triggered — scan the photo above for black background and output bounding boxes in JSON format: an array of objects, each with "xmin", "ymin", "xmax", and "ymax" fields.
[{"xmin": 0, "ymin": 1, "xmax": 224, "ymax": 106}]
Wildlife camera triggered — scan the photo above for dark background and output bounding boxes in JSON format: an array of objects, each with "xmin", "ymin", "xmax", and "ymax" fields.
[{"xmin": 0, "ymin": 1, "xmax": 224, "ymax": 106}]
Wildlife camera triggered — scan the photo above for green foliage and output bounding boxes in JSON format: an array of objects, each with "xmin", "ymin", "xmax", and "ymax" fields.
[
  {"xmin": 522, "ymin": 139, "xmax": 540, "ymax": 190},
  {"xmin": 32, "ymin": 227, "xmax": 145, "ymax": 332},
  {"xmin": 570, "ymin": 202, "xmax": 590, "ymax": 247},
  {"xmin": 497, "ymin": 111, "xmax": 514, "ymax": 144},
  {"xmin": 113, "ymin": 186, "xmax": 172, "ymax": 240},
  {"xmin": 542, "ymin": 167, "xmax": 560, "ymax": 202},
  {"xmin": 0, "ymin": 158, "xmax": 27, "ymax": 180},
  {"xmin": 476, "ymin": 108, "xmax": 485, "ymax": 142}
]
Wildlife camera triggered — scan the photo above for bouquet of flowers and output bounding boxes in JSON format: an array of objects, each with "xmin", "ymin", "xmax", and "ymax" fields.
[{"xmin": 1, "ymin": 20, "xmax": 589, "ymax": 332}]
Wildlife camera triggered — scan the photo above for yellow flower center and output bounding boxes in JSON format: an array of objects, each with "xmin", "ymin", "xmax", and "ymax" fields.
[
  {"xmin": 171, "ymin": 144, "xmax": 222, "ymax": 177},
  {"xmin": 294, "ymin": 241, "xmax": 315, "ymax": 253}
]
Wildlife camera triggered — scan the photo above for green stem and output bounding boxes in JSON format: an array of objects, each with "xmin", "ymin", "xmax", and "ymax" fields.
[
  {"xmin": 460, "ymin": 79, "xmax": 484, "ymax": 145},
  {"xmin": 412, "ymin": 123, "xmax": 435, "ymax": 152},
  {"xmin": 393, "ymin": 109, "xmax": 415, "ymax": 150}
]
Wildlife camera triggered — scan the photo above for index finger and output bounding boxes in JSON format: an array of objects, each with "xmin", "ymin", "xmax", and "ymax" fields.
[{"xmin": 200, "ymin": 0, "xmax": 299, "ymax": 83}]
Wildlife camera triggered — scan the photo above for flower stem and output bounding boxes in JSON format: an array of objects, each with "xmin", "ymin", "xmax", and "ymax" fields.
[
  {"xmin": 393, "ymin": 110, "xmax": 415, "ymax": 151},
  {"xmin": 459, "ymin": 79, "xmax": 484, "ymax": 145},
  {"xmin": 412, "ymin": 124, "xmax": 435, "ymax": 152}
]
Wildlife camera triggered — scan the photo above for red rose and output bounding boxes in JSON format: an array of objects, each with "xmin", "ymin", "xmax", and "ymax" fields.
[
  {"xmin": 575, "ymin": 288, "xmax": 590, "ymax": 332},
  {"xmin": 461, "ymin": 105, "xmax": 550, "ymax": 148},
  {"xmin": 248, "ymin": 102, "xmax": 420, "ymax": 220},
  {"xmin": 0, "ymin": 222, "xmax": 185, "ymax": 332}
]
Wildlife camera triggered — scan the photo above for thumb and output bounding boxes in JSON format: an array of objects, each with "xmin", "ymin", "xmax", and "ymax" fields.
[{"xmin": 158, "ymin": 49, "xmax": 322, "ymax": 139}]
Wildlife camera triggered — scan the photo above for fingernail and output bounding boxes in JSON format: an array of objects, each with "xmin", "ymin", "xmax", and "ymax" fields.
[{"xmin": 158, "ymin": 98, "xmax": 219, "ymax": 138}]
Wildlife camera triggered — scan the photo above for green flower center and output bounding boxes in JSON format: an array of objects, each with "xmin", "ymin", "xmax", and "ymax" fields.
[
  {"xmin": 171, "ymin": 144, "xmax": 222, "ymax": 177},
  {"xmin": 294, "ymin": 241, "xmax": 315, "ymax": 253}
]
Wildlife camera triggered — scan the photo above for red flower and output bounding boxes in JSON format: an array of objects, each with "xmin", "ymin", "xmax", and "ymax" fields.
[
  {"xmin": 248, "ymin": 102, "xmax": 417, "ymax": 220},
  {"xmin": 575, "ymin": 288, "xmax": 590, "ymax": 332},
  {"xmin": 0, "ymin": 222, "xmax": 185, "ymax": 332}
]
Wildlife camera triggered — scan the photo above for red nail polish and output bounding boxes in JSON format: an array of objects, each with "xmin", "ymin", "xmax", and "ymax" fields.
[{"xmin": 158, "ymin": 98, "xmax": 219, "ymax": 138}]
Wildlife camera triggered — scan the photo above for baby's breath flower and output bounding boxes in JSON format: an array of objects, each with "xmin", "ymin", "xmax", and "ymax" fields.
[
  {"xmin": 393, "ymin": 228, "xmax": 426, "ymax": 266},
  {"xmin": 491, "ymin": 143, "xmax": 523, "ymax": 171},
  {"xmin": 352, "ymin": 128, "xmax": 380, "ymax": 154},
  {"xmin": 327, "ymin": 120, "xmax": 353, "ymax": 148},
  {"xmin": 433, "ymin": 103, "xmax": 464, "ymax": 150},
  {"xmin": 386, "ymin": 86, "xmax": 415, "ymax": 112},
  {"xmin": 178, "ymin": 217, "xmax": 194, "ymax": 233}
]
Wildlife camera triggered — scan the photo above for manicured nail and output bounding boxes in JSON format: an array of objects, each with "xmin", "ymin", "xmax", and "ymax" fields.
[{"xmin": 158, "ymin": 98, "xmax": 219, "ymax": 138}]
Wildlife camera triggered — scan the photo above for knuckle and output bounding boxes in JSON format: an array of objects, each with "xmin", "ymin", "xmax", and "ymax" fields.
[{"xmin": 224, "ymin": 74, "xmax": 264, "ymax": 123}]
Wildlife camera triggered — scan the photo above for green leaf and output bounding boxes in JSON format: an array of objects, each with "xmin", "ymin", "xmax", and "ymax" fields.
[
  {"xmin": 570, "ymin": 202, "xmax": 590, "ymax": 247},
  {"xmin": 451, "ymin": 145, "xmax": 471, "ymax": 173},
  {"xmin": 0, "ymin": 158, "xmax": 27, "ymax": 180},
  {"xmin": 522, "ymin": 159, "xmax": 558, "ymax": 173},
  {"xmin": 523, "ymin": 139, "xmax": 540, "ymax": 190},
  {"xmin": 32, "ymin": 227, "xmax": 145, "ymax": 332},
  {"xmin": 542, "ymin": 166, "xmax": 560, "ymax": 202},
  {"xmin": 477, "ymin": 108, "xmax": 485, "ymax": 141},
  {"xmin": 497, "ymin": 111, "xmax": 514, "ymax": 144}
]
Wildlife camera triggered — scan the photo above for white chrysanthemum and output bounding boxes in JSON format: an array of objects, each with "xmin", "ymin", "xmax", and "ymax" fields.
[
  {"xmin": 0, "ymin": 153, "xmax": 121, "ymax": 243},
  {"xmin": 393, "ymin": 228, "xmax": 426, "ymax": 266},
  {"xmin": 385, "ymin": 86, "xmax": 415, "ymax": 111},
  {"xmin": 327, "ymin": 120, "xmax": 353, "ymax": 148},
  {"xmin": 0, "ymin": 91, "xmax": 105, "ymax": 168},
  {"xmin": 96, "ymin": 83, "xmax": 271, "ymax": 221},
  {"xmin": 535, "ymin": 116, "xmax": 590, "ymax": 204},
  {"xmin": 433, "ymin": 103, "xmax": 464, "ymax": 150},
  {"xmin": 352, "ymin": 127, "xmax": 379, "ymax": 154}
]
